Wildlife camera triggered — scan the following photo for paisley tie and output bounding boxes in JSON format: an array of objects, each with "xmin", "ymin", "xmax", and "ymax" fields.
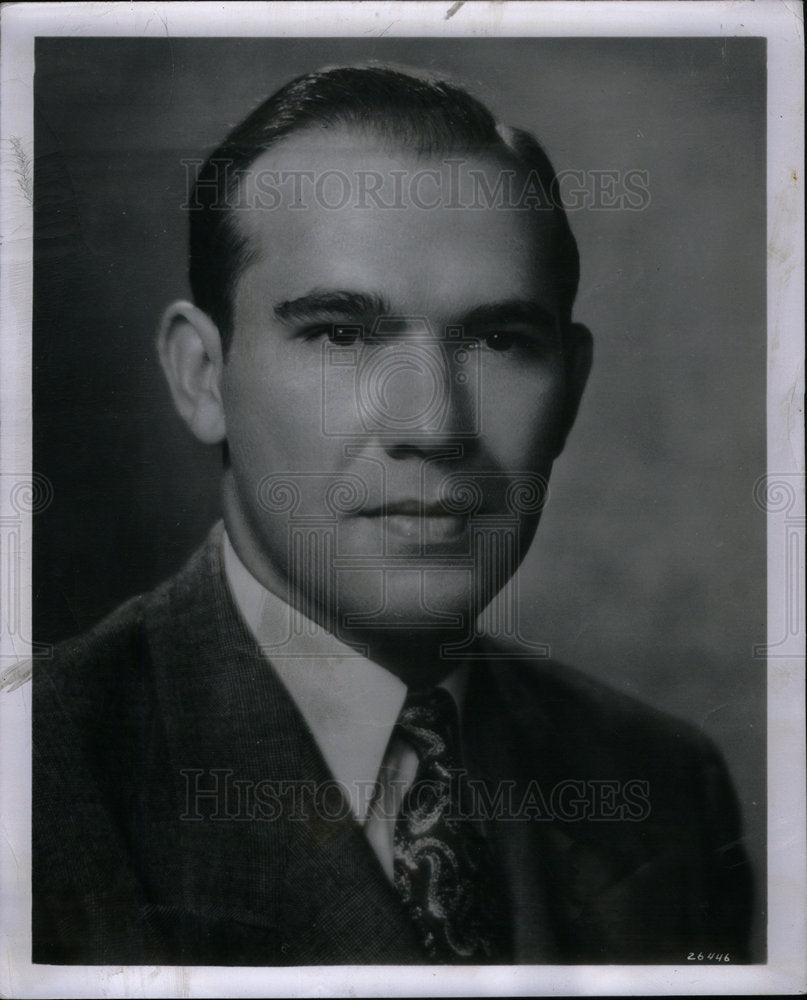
[{"xmin": 392, "ymin": 686, "xmax": 511, "ymax": 963}]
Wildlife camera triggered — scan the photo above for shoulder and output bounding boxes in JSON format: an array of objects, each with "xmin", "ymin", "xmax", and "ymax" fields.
[
  {"xmin": 479, "ymin": 647, "xmax": 727, "ymax": 778},
  {"xmin": 35, "ymin": 592, "xmax": 148, "ymax": 715},
  {"xmin": 475, "ymin": 645, "xmax": 748, "ymax": 852},
  {"xmin": 476, "ymin": 650, "xmax": 754, "ymax": 961},
  {"xmin": 35, "ymin": 523, "xmax": 223, "ymax": 736}
]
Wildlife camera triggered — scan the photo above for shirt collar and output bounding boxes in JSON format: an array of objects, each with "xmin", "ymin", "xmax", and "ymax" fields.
[{"xmin": 222, "ymin": 531, "xmax": 466, "ymax": 824}]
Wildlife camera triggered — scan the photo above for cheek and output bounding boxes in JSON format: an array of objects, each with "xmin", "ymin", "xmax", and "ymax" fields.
[
  {"xmin": 480, "ymin": 367, "xmax": 566, "ymax": 465},
  {"xmin": 222, "ymin": 350, "xmax": 337, "ymax": 474}
]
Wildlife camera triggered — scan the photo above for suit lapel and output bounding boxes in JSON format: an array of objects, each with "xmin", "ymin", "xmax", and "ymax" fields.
[
  {"xmin": 273, "ymin": 731, "xmax": 426, "ymax": 963},
  {"xmin": 143, "ymin": 525, "xmax": 425, "ymax": 963},
  {"xmin": 463, "ymin": 658, "xmax": 557, "ymax": 962},
  {"xmin": 466, "ymin": 652, "xmax": 671, "ymax": 963}
]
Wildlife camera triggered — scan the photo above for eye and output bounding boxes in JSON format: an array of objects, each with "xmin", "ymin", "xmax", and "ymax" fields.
[
  {"xmin": 483, "ymin": 330, "xmax": 517, "ymax": 352},
  {"xmin": 303, "ymin": 324, "xmax": 364, "ymax": 344},
  {"xmin": 471, "ymin": 326, "xmax": 560, "ymax": 359},
  {"xmin": 331, "ymin": 324, "xmax": 365, "ymax": 345}
]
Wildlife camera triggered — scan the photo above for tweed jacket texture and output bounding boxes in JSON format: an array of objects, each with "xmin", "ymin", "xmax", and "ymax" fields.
[{"xmin": 33, "ymin": 524, "xmax": 754, "ymax": 965}]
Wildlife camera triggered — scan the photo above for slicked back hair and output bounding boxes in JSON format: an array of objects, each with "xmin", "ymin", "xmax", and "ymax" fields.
[{"xmin": 188, "ymin": 65, "xmax": 580, "ymax": 355}]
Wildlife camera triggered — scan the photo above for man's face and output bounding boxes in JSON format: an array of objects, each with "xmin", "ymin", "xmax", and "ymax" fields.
[{"xmin": 220, "ymin": 129, "xmax": 574, "ymax": 644}]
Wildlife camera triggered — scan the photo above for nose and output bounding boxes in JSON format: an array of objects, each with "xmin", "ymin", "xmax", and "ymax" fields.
[{"xmin": 359, "ymin": 327, "xmax": 477, "ymax": 454}]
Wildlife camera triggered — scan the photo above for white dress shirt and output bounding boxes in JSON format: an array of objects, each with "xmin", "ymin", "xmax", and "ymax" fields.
[{"xmin": 222, "ymin": 532, "xmax": 467, "ymax": 882}]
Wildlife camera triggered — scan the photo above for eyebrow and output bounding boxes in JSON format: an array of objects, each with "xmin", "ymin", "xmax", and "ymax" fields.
[
  {"xmin": 459, "ymin": 299, "xmax": 559, "ymax": 331},
  {"xmin": 273, "ymin": 290, "xmax": 559, "ymax": 334},
  {"xmin": 273, "ymin": 290, "xmax": 392, "ymax": 325}
]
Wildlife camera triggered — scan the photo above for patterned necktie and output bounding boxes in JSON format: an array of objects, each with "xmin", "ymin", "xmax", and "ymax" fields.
[{"xmin": 392, "ymin": 686, "xmax": 511, "ymax": 963}]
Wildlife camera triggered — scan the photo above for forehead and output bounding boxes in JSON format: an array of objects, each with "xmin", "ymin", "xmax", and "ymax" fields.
[{"xmin": 232, "ymin": 127, "xmax": 561, "ymax": 316}]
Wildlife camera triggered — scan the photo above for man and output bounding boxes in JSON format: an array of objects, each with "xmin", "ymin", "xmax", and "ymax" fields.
[{"xmin": 33, "ymin": 65, "xmax": 753, "ymax": 965}]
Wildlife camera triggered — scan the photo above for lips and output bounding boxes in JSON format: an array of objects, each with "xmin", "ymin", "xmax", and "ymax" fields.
[
  {"xmin": 384, "ymin": 512, "xmax": 466, "ymax": 541},
  {"xmin": 363, "ymin": 500, "xmax": 452, "ymax": 518},
  {"xmin": 359, "ymin": 501, "xmax": 468, "ymax": 542}
]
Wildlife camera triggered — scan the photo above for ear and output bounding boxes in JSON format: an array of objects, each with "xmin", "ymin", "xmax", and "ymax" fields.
[
  {"xmin": 555, "ymin": 321, "xmax": 593, "ymax": 456},
  {"xmin": 156, "ymin": 301, "xmax": 227, "ymax": 444}
]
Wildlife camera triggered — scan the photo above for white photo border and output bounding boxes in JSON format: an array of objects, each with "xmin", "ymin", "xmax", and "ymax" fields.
[{"xmin": 1, "ymin": 1, "xmax": 803, "ymax": 996}]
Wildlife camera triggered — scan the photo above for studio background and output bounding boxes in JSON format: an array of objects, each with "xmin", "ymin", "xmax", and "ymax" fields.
[{"xmin": 33, "ymin": 36, "xmax": 766, "ymax": 958}]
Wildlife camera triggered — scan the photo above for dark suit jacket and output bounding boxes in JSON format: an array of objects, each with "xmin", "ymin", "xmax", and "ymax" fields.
[{"xmin": 33, "ymin": 524, "xmax": 754, "ymax": 965}]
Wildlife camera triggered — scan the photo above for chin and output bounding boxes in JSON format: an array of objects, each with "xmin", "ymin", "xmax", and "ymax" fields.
[{"xmin": 332, "ymin": 567, "xmax": 483, "ymax": 641}]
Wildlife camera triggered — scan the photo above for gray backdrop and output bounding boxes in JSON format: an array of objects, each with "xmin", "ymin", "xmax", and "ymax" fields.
[{"xmin": 33, "ymin": 36, "xmax": 766, "ymax": 957}]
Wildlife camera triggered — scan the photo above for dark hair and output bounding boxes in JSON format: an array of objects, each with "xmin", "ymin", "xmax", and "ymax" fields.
[{"xmin": 188, "ymin": 65, "xmax": 580, "ymax": 354}]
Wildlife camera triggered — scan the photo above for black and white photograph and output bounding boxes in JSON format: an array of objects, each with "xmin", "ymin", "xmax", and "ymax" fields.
[{"xmin": 0, "ymin": 2, "xmax": 803, "ymax": 996}]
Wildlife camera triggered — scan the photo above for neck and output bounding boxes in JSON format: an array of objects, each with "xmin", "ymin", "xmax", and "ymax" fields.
[{"xmin": 344, "ymin": 628, "xmax": 461, "ymax": 688}]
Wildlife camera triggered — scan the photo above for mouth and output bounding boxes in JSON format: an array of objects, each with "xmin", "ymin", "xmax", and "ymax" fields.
[
  {"xmin": 384, "ymin": 512, "xmax": 467, "ymax": 541},
  {"xmin": 361, "ymin": 502, "xmax": 468, "ymax": 542}
]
